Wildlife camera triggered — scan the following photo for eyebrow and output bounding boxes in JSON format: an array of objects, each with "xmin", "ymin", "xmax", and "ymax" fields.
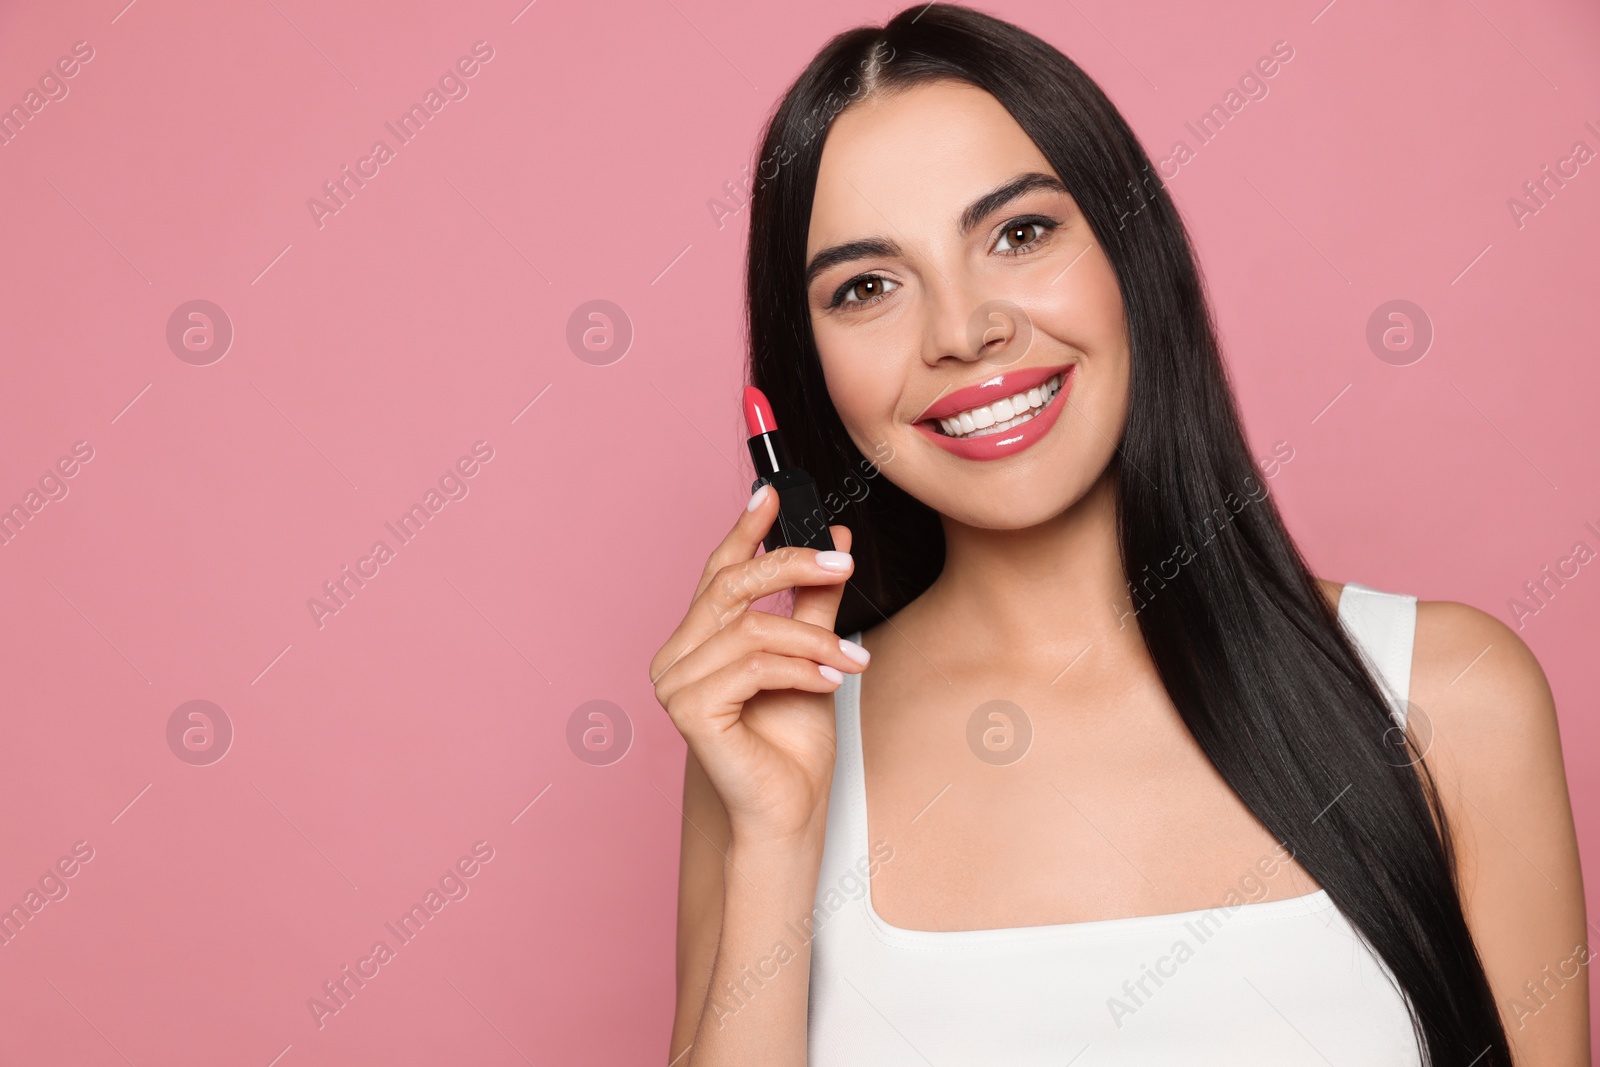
[{"xmin": 804, "ymin": 171, "xmax": 1069, "ymax": 289}]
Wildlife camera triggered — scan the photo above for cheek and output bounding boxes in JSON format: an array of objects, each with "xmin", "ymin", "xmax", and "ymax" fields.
[
  {"xmin": 816, "ymin": 337, "xmax": 905, "ymax": 439},
  {"xmin": 1021, "ymin": 252, "xmax": 1131, "ymax": 436},
  {"xmin": 1022, "ymin": 248, "xmax": 1124, "ymax": 352},
  {"xmin": 1081, "ymin": 261, "xmax": 1127, "ymax": 348}
]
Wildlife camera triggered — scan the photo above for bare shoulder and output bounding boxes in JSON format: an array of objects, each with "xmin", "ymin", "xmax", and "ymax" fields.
[
  {"xmin": 1407, "ymin": 597, "xmax": 1565, "ymax": 805},
  {"xmin": 1406, "ymin": 596, "xmax": 1589, "ymax": 1053}
]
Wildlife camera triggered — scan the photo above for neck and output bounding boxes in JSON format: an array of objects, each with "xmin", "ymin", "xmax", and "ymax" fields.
[{"xmin": 921, "ymin": 467, "xmax": 1141, "ymax": 670}]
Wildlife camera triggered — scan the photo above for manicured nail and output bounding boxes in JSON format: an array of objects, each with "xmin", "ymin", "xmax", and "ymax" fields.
[
  {"xmin": 746, "ymin": 485, "xmax": 771, "ymax": 512},
  {"xmin": 839, "ymin": 638, "xmax": 871, "ymax": 665},
  {"xmin": 818, "ymin": 664, "xmax": 844, "ymax": 684},
  {"xmin": 815, "ymin": 551, "xmax": 853, "ymax": 572}
]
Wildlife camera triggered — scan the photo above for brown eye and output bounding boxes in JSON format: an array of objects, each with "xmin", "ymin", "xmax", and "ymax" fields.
[
  {"xmin": 994, "ymin": 219, "xmax": 1053, "ymax": 254},
  {"xmin": 832, "ymin": 274, "xmax": 899, "ymax": 309}
]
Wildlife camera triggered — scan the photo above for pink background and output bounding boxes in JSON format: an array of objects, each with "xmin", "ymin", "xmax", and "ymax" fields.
[{"xmin": 0, "ymin": 0, "xmax": 1596, "ymax": 1062}]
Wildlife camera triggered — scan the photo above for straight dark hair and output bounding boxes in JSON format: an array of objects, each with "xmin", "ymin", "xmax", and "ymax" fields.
[{"xmin": 744, "ymin": 4, "xmax": 1512, "ymax": 1063}]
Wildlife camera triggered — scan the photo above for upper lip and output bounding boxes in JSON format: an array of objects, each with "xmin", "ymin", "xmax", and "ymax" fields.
[{"xmin": 914, "ymin": 363, "xmax": 1074, "ymax": 422}]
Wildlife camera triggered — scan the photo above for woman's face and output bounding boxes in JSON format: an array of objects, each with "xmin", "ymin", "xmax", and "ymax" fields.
[{"xmin": 805, "ymin": 79, "xmax": 1130, "ymax": 530}]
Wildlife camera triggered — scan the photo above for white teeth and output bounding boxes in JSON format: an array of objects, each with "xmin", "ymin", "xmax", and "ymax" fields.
[{"xmin": 929, "ymin": 373, "xmax": 1066, "ymax": 440}]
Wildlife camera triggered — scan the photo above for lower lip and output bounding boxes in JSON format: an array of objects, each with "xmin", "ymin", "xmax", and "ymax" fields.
[{"xmin": 915, "ymin": 365, "xmax": 1076, "ymax": 461}]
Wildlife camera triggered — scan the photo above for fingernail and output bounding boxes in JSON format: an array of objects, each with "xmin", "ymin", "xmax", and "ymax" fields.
[
  {"xmin": 746, "ymin": 485, "xmax": 771, "ymax": 512},
  {"xmin": 819, "ymin": 664, "xmax": 844, "ymax": 684},
  {"xmin": 839, "ymin": 638, "xmax": 871, "ymax": 665},
  {"xmin": 815, "ymin": 551, "xmax": 853, "ymax": 572}
]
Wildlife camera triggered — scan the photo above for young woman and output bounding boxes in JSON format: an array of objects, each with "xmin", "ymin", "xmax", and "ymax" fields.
[{"xmin": 651, "ymin": 5, "xmax": 1588, "ymax": 1064}]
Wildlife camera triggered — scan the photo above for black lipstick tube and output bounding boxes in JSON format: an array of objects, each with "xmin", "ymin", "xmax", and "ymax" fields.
[{"xmin": 747, "ymin": 428, "xmax": 837, "ymax": 553}]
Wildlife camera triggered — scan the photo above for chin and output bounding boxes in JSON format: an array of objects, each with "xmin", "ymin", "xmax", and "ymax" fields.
[{"xmin": 943, "ymin": 492, "xmax": 1081, "ymax": 531}]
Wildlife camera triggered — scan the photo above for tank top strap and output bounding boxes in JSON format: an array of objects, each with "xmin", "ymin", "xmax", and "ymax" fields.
[
  {"xmin": 817, "ymin": 632, "xmax": 874, "ymax": 886},
  {"xmin": 1335, "ymin": 581, "xmax": 1418, "ymax": 729}
]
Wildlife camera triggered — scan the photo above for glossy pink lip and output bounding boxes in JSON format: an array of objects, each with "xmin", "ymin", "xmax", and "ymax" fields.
[
  {"xmin": 914, "ymin": 363, "xmax": 1075, "ymax": 462},
  {"xmin": 915, "ymin": 363, "xmax": 1073, "ymax": 422}
]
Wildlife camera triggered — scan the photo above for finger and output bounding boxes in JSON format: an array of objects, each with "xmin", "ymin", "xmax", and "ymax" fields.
[
  {"xmin": 653, "ymin": 542, "xmax": 851, "ymax": 683},
  {"xmin": 694, "ymin": 540, "xmax": 853, "ymax": 640},
  {"xmin": 654, "ymin": 495, "xmax": 851, "ymax": 688},
  {"xmin": 691, "ymin": 484, "xmax": 780, "ymax": 603},
  {"xmin": 665, "ymin": 651, "xmax": 845, "ymax": 739},
  {"xmin": 793, "ymin": 525, "xmax": 854, "ymax": 632},
  {"xmin": 651, "ymin": 485, "xmax": 782, "ymax": 687},
  {"xmin": 654, "ymin": 609, "xmax": 870, "ymax": 706}
]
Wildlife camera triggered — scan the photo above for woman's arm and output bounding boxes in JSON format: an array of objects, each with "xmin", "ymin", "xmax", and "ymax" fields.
[
  {"xmin": 680, "ymin": 829, "xmax": 826, "ymax": 1066},
  {"xmin": 669, "ymin": 747, "xmax": 828, "ymax": 1066},
  {"xmin": 1412, "ymin": 600, "xmax": 1589, "ymax": 1064},
  {"xmin": 669, "ymin": 749, "xmax": 729, "ymax": 1064},
  {"xmin": 669, "ymin": 736, "xmax": 835, "ymax": 1067},
  {"xmin": 653, "ymin": 492, "xmax": 860, "ymax": 1065}
]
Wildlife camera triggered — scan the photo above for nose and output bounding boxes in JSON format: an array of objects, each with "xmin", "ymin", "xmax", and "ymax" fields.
[{"xmin": 919, "ymin": 279, "xmax": 1031, "ymax": 369}]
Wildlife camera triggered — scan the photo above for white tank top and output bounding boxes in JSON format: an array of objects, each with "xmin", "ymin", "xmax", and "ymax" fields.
[{"xmin": 806, "ymin": 581, "xmax": 1424, "ymax": 1065}]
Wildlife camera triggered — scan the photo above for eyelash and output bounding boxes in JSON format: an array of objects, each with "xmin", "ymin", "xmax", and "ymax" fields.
[{"xmin": 826, "ymin": 215, "xmax": 1060, "ymax": 311}]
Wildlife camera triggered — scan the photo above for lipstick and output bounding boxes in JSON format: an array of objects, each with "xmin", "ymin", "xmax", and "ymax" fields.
[
  {"xmin": 743, "ymin": 385, "xmax": 836, "ymax": 553},
  {"xmin": 914, "ymin": 362, "xmax": 1075, "ymax": 462}
]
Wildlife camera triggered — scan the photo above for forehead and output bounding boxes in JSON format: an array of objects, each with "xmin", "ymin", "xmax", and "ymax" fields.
[{"xmin": 807, "ymin": 79, "xmax": 1053, "ymax": 251}]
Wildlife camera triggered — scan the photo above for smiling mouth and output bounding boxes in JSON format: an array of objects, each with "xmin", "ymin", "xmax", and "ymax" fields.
[{"xmin": 925, "ymin": 372, "xmax": 1065, "ymax": 439}]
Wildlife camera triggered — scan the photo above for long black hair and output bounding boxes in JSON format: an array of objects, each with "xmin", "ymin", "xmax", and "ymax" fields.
[{"xmin": 744, "ymin": 4, "xmax": 1512, "ymax": 1064}]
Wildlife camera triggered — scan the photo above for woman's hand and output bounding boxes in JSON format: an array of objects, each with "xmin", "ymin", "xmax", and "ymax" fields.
[{"xmin": 650, "ymin": 485, "xmax": 866, "ymax": 848}]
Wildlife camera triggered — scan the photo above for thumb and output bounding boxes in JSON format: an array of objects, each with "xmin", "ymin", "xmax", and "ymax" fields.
[{"xmin": 791, "ymin": 525, "xmax": 854, "ymax": 631}]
